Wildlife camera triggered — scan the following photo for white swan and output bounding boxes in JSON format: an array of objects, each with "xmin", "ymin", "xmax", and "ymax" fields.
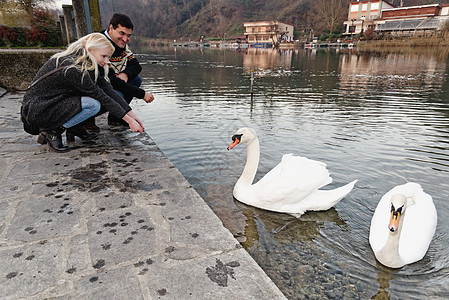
[
  {"xmin": 227, "ymin": 128, "xmax": 357, "ymax": 218},
  {"xmin": 369, "ymin": 182, "xmax": 437, "ymax": 268}
]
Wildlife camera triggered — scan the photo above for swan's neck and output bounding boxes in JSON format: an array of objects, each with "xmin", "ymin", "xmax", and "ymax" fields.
[
  {"xmin": 236, "ymin": 138, "xmax": 260, "ymax": 187},
  {"xmin": 377, "ymin": 215, "xmax": 405, "ymax": 268}
]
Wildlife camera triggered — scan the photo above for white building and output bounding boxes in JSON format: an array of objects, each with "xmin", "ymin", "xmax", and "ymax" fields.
[{"xmin": 244, "ymin": 21, "xmax": 294, "ymax": 46}]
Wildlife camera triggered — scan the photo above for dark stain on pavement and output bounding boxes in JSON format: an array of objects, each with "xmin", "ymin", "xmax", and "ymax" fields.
[
  {"xmin": 206, "ymin": 258, "xmax": 241, "ymax": 287},
  {"xmin": 63, "ymin": 161, "xmax": 163, "ymax": 193},
  {"xmin": 157, "ymin": 288, "xmax": 167, "ymax": 296},
  {"xmin": 6, "ymin": 272, "xmax": 18, "ymax": 279},
  {"xmin": 92, "ymin": 259, "xmax": 105, "ymax": 269}
]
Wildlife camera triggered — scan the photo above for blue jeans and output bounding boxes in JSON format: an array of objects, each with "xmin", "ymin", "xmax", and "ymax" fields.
[
  {"xmin": 63, "ymin": 97, "xmax": 101, "ymax": 128},
  {"xmin": 115, "ymin": 75, "xmax": 142, "ymax": 104}
]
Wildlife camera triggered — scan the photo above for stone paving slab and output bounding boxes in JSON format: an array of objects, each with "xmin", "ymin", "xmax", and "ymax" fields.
[{"xmin": 0, "ymin": 92, "xmax": 286, "ymax": 300}]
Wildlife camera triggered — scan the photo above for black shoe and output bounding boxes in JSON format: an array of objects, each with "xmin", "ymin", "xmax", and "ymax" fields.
[
  {"xmin": 66, "ymin": 124, "xmax": 98, "ymax": 142},
  {"xmin": 38, "ymin": 129, "xmax": 70, "ymax": 152},
  {"xmin": 108, "ymin": 116, "xmax": 128, "ymax": 127},
  {"xmin": 82, "ymin": 117, "xmax": 100, "ymax": 133}
]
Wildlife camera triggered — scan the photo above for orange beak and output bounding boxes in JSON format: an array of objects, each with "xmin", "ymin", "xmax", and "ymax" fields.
[
  {"xmin": 388, "ymin": 210, "xmax": 401, "ymax": 232},
  {"xmin": 227, "ymin": 137, "xmax": 240, "ymax": 150}
]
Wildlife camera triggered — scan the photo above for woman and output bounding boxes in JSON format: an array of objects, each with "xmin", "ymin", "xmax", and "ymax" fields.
[{"xmin": 22, "ymin": 33, "xmax": 144, "ymax": 152}]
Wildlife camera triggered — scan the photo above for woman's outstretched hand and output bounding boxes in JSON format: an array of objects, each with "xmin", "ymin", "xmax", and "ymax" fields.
[{"xmin": 123, "ymin": 111, "xmax": 144, "ymax": 133}]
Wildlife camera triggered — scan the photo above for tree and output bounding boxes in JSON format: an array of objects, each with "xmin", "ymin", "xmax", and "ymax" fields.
[
  {"xmin": 313, "ymin": 0, "xmax": 348, "ymax": 36},
  {"xmin": 0, "ymin": 0, "xmax": 52, "ymax": 16},
  {"xmin": 14, "ymin": 0, "xmax": 51, "ymax": 14}
]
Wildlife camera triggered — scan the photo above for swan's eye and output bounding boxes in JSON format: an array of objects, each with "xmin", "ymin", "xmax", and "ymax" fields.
[
  {"xmin": 232, "ymin": 134, "xmax": 243, "ymax": 143},
  {"xmin": 397, "ymin": 206, "xmax": 403, "ymax": 214},
  {"xmin": 390, "ymin": 204, "xmax": 395, "ymax": 212}
]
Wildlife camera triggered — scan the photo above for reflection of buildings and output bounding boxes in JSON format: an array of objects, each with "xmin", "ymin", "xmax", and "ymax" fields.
[
  {"xmin": 244, "ymin": 21, "xmax": 294, "ymax": 46},
  {"xmin": 338, "ymin": 51, "xmax": 446, "ymax": 94},
  {"xmin": 242, "ymin": 48, "xmax": 293, "ymax": 74},
  {"xmin": 343, "ymin": 1, "xmax": 449, "ymax": 37}
]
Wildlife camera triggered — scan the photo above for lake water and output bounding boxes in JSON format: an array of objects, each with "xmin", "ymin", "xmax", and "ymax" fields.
[{"xmin": 131, "ymin": 46, "xmax": 449, "ymax": 299}]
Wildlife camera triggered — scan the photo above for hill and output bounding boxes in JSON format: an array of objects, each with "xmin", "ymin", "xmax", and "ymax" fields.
[{"xmin": 98, "ymin": 0, "xmax": 449, "ymax": 40}]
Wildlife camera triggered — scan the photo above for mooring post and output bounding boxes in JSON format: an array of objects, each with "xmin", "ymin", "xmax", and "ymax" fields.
[{"xmin": 250, "ymin": 69, "xmax": 254, "ymax": 95}]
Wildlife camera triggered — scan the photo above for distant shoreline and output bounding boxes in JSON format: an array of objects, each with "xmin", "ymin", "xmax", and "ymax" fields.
[{"xmin": 357, "ymin": 37, "xmax": 449, "ymax": 48}]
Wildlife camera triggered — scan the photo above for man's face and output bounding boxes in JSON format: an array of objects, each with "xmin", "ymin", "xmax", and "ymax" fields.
[{"xmin": 108, "ymin": 24, "xmax": 132, "ymax": 48}]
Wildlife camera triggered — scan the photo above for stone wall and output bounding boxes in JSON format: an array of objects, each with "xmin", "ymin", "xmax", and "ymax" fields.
[{"xmin": 0, "ymin": 50, "xmax": 61, "ymax": 91}]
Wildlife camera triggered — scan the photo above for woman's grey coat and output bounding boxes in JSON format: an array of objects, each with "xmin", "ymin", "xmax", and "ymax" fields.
[{"xmin": 22, "ymin": 56, "xmax": 131, "ymax": 130}]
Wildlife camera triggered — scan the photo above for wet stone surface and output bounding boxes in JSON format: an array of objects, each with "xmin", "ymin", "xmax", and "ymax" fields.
[
  {"xmin": 87, "ymin": 208, "xmax": 157, "ymax": 266},
  {"xmin": 0, "ymin": 241, "xmax": 61, "ymax": 299},
  {"xmin": 95, "ymin": 192, "xmax": 136, "ymax": 212},
  {"xmin": 0, "ymin": 91, "xmax": 286, "ymax": 299},
  {"xmin": 61, "ymin": 266, "xmax": 144, "ymax": 300},
  {"xmin": 7, "ymin": 194, "xmax": 80, "ymax": 242}
]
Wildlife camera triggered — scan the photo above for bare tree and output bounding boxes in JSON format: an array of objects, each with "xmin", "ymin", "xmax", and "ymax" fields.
[
  {"xmin": 313, "ymin": 0, "xmax": 348, "ymax": 36},
  {"xmin": 2, "ymin": 0, "xmax": 52, "ymax": 14}
]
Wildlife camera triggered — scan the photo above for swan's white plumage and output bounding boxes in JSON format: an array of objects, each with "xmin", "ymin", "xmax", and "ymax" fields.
[
  {"xmin": 369, "ymin": 182, "xmax": 437, "ymax": 268},
  {"xmin": 228, "ymin": 128, "xmax": 357, "ymax": 217}
]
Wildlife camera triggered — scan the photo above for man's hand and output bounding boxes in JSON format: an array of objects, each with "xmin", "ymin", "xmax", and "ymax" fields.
[
  {"xmin": 143, "ymin": 92, "xmax": 154, "ymax": 103},
  {"xmin": 116, "ymin": 73, "xmax": 129, "ymax": 82}
]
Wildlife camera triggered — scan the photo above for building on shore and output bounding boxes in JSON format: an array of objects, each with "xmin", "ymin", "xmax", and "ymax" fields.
[
  {"xmin": 342, "ymin": 0, "xmax": 449, "ymax": 37},
  {"xmin": 244, "ymin": 21, "xmax": 294, "ymax": 47}
]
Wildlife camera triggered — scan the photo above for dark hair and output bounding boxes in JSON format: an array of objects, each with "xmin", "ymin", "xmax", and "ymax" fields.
[{"xmin": 109, "ymin": 13, "xmax": 133, "ymax": 30}]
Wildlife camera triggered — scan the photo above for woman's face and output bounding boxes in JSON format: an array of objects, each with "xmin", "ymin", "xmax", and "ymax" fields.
[{"xmin": 89, "ymin": 47, "xmax": 112, "ymax": 68}]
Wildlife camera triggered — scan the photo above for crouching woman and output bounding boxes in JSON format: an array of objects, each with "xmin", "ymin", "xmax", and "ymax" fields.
[{"xmin": 22, "ymin": 32, "xmax": 144, "ymax": 152}]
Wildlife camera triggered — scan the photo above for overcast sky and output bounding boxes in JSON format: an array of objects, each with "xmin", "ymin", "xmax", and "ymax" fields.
[{"xmin": 51, "ymin": 0, "xmax": 72, "ymax": 9}]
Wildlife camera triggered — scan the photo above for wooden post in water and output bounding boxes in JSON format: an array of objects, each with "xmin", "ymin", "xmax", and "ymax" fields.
[
  {"xmin": 250, "ymin": 69, "xmax": 254, "ymax": 96},
  {"xmin": 250, "ymin": 69, "xmax": 255, "ymax": 110}
]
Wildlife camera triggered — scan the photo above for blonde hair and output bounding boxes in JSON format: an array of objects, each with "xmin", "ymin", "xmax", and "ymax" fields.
[{"xmin": 52, "ymin": 33, "xmax": 114, "ymax": 82}]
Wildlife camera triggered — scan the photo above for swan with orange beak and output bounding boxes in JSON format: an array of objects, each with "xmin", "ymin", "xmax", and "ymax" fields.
[
  {"xmin": 227, "ymin": 127, "xmax": 357, "ymax": 218},
  {"xmin": 369, "ymin": 183, "xmax": 437, "ymax": 268}
]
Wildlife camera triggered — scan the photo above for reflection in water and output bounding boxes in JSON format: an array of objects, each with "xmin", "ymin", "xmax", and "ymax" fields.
[
  {"xmin": 134, "ymin": 47, "xmax": 449, "ymax": 299},
  {"xmin": 242, "ymin": 207, "xmax": 346, "ymax": 250},
  {"xmin": 372, "ymin": 263, "xmax": 396, "ymax": 300},
  {"xmin": 242, "ymin": 48, "xmax": 294, "ymax": 75},
  {"xmin": 339, "ymin": 51, "xmax": 445, "ymax": 97}
]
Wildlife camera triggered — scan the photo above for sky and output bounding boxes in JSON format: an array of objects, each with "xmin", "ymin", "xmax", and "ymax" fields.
[{"xmin": 51, "ymin": 0, "xmax": 73, "ymax": 9}]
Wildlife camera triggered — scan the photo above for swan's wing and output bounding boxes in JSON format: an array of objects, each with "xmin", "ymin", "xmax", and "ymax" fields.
[
  {"xmin": 399, "ymin": 188, "xmax": 437, "ymax": 263},
  {"xmin": 285, "ymin": 179, "xmax": 357, "ymax": 212},
  {"xmin": 253, "ymin": 154, "xmax": 332, "ymax": 208}
]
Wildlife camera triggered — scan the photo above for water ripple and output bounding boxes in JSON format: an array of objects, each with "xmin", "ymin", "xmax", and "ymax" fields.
[{"xmin": 135, "ymin": 49, "xmax": 449, "ymax": 299}]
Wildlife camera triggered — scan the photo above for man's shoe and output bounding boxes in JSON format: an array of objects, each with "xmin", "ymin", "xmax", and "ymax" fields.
[
  {"xmin": 83, "ymin": 117, "xmax": 100, "ymax": 133},
  {"xmin": 66, "ymin": 124, "xmax": 98, "ymax": 142}
]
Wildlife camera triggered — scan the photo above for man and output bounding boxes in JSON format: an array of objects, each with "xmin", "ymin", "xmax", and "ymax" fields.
[{"xmin": 85, "ymin": 13, "xmax": 154, "ymax": 131}]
